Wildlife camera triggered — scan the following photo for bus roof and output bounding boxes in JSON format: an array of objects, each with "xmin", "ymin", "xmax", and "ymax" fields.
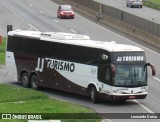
[{"xmin": 8, "ymin": 30, "xmax": 144, "ymax": 52}]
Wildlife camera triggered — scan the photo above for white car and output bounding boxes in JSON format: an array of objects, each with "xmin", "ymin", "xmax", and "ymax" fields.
[{"xmin": 126, "ymin": 0, "xmax": 143, "ymax": 8}]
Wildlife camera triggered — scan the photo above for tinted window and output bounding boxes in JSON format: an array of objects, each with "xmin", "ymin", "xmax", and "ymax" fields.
[
  {"xmin": 7, "ymin": 36, "xmax": 111, "ymax": 65},
  {"xmin": 61, "ymin": 5, "xmax": 72, "ymax": 11}
]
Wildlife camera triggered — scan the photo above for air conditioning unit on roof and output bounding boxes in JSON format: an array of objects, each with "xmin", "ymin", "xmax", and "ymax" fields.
[{"xmin": 41, "ymin": 32, "xmax": 90, "ymax": 40}]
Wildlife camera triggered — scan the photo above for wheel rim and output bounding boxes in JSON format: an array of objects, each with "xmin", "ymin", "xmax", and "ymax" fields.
[
  {"xmin": 22, "ymin": 76, "xmax": 28, "ymax": 83},
  {"xmin": 21, "ymin": 74, "xmax": 29, "ymax": 87},
  {"xmin": 32, "ymin": 76, "xmax": 37, "ymax": 88},
  {"xmin": 91, "ymin": 90, "xmax": 94, "ymax": 99}
]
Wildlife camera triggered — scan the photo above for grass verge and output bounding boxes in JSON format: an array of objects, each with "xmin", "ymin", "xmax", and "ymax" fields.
[
  {"xmin": 0, "ymin": 37, "xmax": 6, "ymax": 64},
  {"xmin": 0, "ymin": 84, "xmax": 100, "ymax": 122},
  {"xmin": 144, "ymin": 0, "xmax": 160, "ymax": 11},
  {"xmin": 146, "ymin": 0, "xmax": 160, "ymax": 4}
]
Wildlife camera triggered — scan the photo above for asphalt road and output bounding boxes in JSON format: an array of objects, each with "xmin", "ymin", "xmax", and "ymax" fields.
[
  {"xmin": 94, "ymin": 0, "xmax": 160, "ymax": 24},
  {"xmin": 0, "ymin": 0, "xmax": 160, "ymax": 122}
]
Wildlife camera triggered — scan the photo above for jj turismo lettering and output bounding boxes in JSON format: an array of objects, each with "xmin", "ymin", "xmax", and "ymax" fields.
[{"xmin": 35, "ymin": 58, "xmax": 75, "ymax": 72}]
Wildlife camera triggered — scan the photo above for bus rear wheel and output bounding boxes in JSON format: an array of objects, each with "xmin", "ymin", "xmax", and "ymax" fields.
[
  {"xmin": 90, "ymin": 86, "xmax": 98, "ymax": 103},
  {"xmin": 31, "ymin": 74, "xmax": 39, "ymax": 90},
  {"xmin": 21, "ymin": 72, "xmax": 30, "ymax": 88}
]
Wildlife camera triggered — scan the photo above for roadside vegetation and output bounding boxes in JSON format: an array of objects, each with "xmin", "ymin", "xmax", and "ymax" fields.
[
  {"xmin": 0, "ymin": 37, "xmax": 6, "ymax": 64},
  {"xmin": 0, "ymin": 84, "xmax": 100, "ymax": 122},
  {"xmin": 144, "ymin": 0, "xmax": 160, "ymax": 10}
]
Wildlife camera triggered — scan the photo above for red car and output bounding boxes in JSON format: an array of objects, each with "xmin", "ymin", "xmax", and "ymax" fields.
[{"xmin": 57, "ymin": 5, "xmax": 74, "ymax": 19}]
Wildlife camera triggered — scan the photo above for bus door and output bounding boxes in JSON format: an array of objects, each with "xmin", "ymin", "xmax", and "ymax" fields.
[{"xmin": 6, "ymin": 51, "xmax": 18, "ymax": 80}]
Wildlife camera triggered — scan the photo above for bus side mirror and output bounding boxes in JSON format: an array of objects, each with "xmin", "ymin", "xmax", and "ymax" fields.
[{"xmin": 144, "ymin": 63, "xmax": 156, "ymax": 76}]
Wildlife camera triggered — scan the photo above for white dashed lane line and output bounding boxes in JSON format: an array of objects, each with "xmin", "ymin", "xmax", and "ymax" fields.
[
  {"xmin": 153, "ymin": 77, "xmax": 160, "ymax": 82},
  {"xmin": 133, "ymin": 100, "xmax": 154, "ymax": 113},
  {"xmin": 39, "ymin": 10, "xmax": 44, "ymax": 14},
  {"xmin": 53, "ymin": 19, "xmax": 59, "ymax": 23},
  {"xmin": 70, "ymin": 29, "xmax": 77, "ymax": 33},
  {"xmin": 28, "ymin": 4, "xmax": 33, "ymax": 7}
]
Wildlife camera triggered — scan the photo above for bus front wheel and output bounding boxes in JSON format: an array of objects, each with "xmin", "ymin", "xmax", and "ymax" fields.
[
  {"xmin": 31, "ymin": 74, "xmax": 39, "ymax": 90},
  {"xmin": 21, "ymin": 72, "xmax": 30, "ymax": 88},
  {"xmin": 90, "ymin": 86, "xmax": 98, "ymax": 103}
]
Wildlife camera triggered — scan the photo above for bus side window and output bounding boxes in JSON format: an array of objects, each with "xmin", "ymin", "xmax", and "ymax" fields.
[{"xmin": 98, "ymin": 65, "xmax": 111, "ymax": 84}]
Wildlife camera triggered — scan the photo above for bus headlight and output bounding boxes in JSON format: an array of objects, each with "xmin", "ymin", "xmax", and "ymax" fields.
[
  {"xmin": 118, "ymin": 91, "xmax": 123, "ymax": 94},
  {"xmin": 141, "ymin": 86, "xmax": 147, "ymax": 92},
  {"xmin": 113, "ymin": 90, "xmax": 123, "ymax": 94},
  {"xmin": 141, "ymin": 86, "xmax": 147, "ymax": 90},
  {"xmin": 142, "ymin": 89, "xmax": 147, "ymax": 93},
  {"xmin": 113, "ymin": 90, "xmax": 118, "ymax": 93}
]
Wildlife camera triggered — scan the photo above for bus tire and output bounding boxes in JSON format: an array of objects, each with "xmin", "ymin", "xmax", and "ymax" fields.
[
  {"xmin": 21, "ymin": 72, "xmax": 30, "ymax": 88},
  {"xmin": 31, "ymin": 74, "xmax": 39, "ymax": 90},
  {"xmin": 90, "ymin": 86, "xmax": 98, "ymax": 103}
]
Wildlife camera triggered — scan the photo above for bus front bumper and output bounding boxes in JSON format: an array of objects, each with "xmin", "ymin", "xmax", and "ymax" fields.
[{"xmin": 97, "ymin": 92, "xmax": 147, "ymax": 101}]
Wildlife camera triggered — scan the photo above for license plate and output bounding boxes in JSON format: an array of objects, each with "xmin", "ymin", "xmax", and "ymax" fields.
[{"xmin": 129, "ymin": 96, "xmax": 135, "ymax": 99}]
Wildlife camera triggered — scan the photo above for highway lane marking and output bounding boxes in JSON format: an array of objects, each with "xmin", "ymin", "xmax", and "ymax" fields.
[
  {"xmin": 1, "ymin": 2, "xmax": 24, "ymax": 22},
  {"xmin": 1, "ymin": 2, "xmax": 5, "ymax": 7},
  {"xmin": 28, "ymin": 4, "xmax": 33, "ymax": 7},
  {"xmin": 0, "ymin": 1, "xmax": 37, "ymax": 31},
  {"xmin": 28, "ymin": 24, "xmax": 40, "ymax": 31},
  {"xmin": 70, "ymin": 29, "xmax": 77, "ymax": 33},
  {"xmin": 39, "ymin": 10, "xmax": 44, "ymax": 14},
  {"xmin": 53, "ymin": 19, "xmax": 59, "ymax": 23},
  {"xmin": 133, "ymin": 100, "xmax": 154, "ymax": 113},
  {"xmin": 153, "ymin": 77, "xmax": 160, "ymax": 82}
]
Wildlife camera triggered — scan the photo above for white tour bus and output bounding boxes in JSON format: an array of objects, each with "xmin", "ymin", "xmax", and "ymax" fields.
[{"xmin": 6, "ymin": 30, "xmax": 155, "ymax": 103}]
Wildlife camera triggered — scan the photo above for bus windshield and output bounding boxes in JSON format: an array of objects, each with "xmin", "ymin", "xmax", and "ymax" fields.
[{"xmin": 114, "ymin": 65, "xmax": 147, "ymax": 86}]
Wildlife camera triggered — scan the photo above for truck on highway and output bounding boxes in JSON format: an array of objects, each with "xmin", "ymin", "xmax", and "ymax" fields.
[{"xmin": 6, "ymin": 30, "xmax": 155, "ymax": 103}]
